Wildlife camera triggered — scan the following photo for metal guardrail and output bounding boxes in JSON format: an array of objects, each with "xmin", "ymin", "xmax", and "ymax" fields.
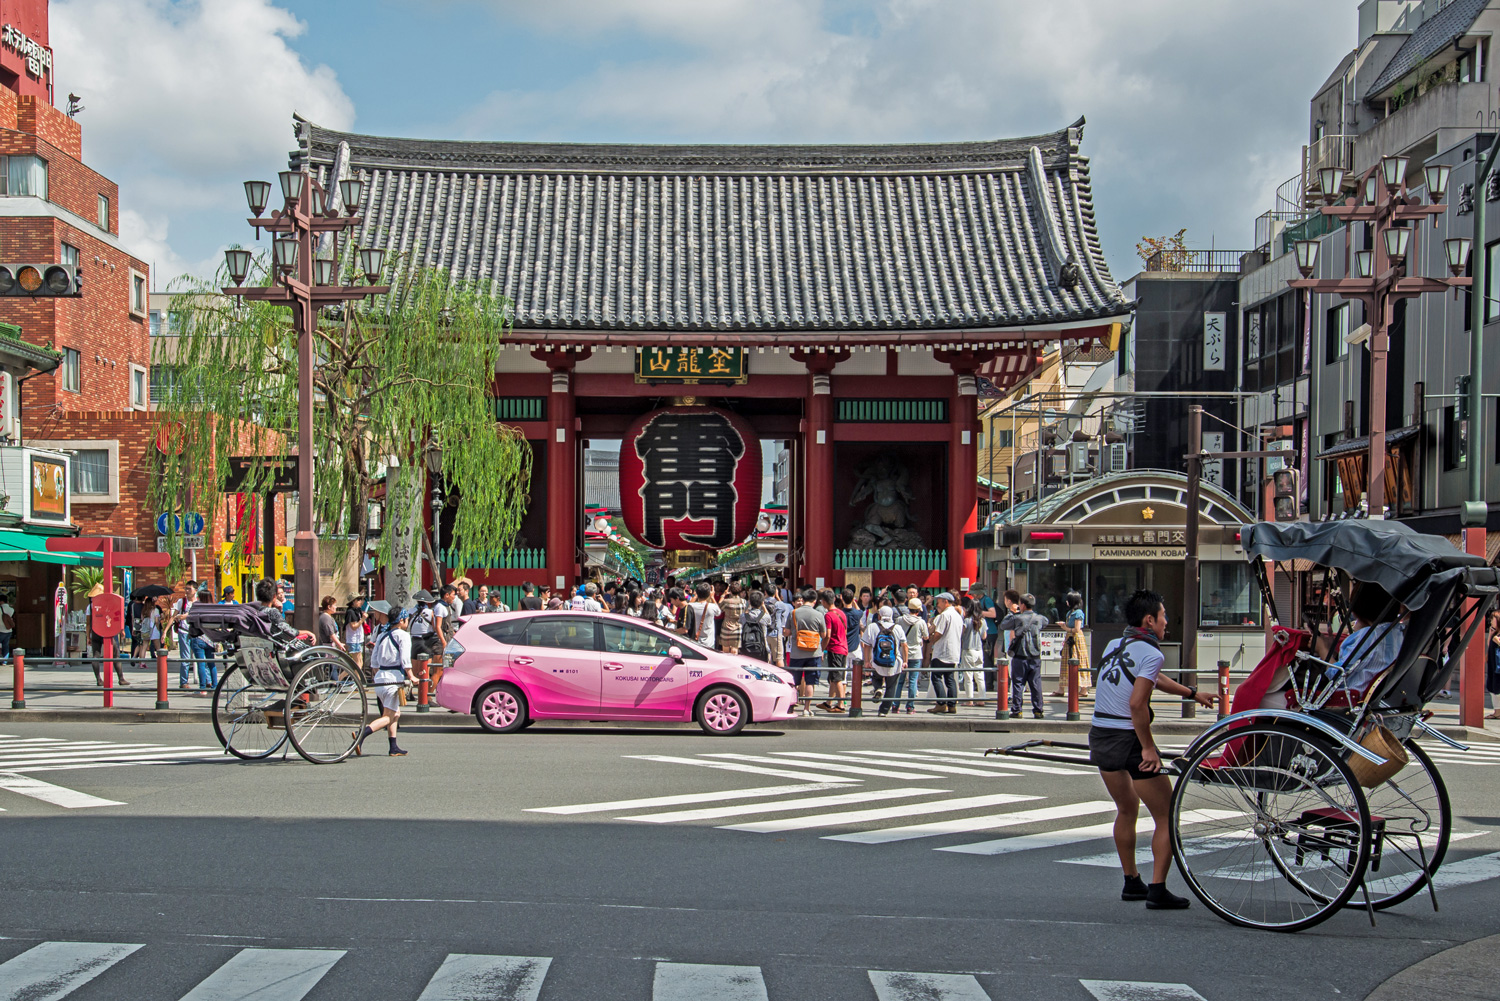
[{"xmin": 1143, "ymin": 249, "xmax": 1249, "ymax": 273}]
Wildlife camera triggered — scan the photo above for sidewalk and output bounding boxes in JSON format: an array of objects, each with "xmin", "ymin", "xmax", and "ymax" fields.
[{"xmin": 2, "ymin": 658, "xmax": 1493, "ymax": 739}]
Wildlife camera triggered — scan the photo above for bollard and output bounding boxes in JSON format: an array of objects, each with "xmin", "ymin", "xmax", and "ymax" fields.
[
  {"xmin": 156, "ymin": 652, "xmax": 169, "ymax": 710},
  {"xmin": 9, "ymin": 649, "xmax": 23, "ymax": 709},
  {"xmin": 849, "ymin": 659, "xmax": 863, "ymax": 717},
  {"xmin": 1181, "ymin": 668, "xmax": 1198, "ymax": 718},
  {"xmin": 416, "ymin": 658, "xmax": 431, "ymax": 712},
  {"xmin": 1066, "ymin": 653, "xmax": 1080, "ymax": 721},
  {"xmin": 1217, "ymin": 659, "xmax": 1231, "ymax": 719},
  {"xmin": 994, "ymin": 656, "xmax": 1011, "ymax": 720}
]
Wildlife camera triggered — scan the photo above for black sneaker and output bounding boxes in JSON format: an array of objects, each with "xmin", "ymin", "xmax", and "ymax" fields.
[
  {"xmin": 1121, "ymin": 874, "xmax": 1148, "ymax": 901},
  {"xmin": 1032, "ymin": 712, "xmax": 1045, "ymax": 719},
  {"xmin": 388, "ymin": 745, "xmax": 408, "ymax": 757},
  {"xmin": 1145, "ymin": 883, "xmax": 1190, "ymax": 909}
]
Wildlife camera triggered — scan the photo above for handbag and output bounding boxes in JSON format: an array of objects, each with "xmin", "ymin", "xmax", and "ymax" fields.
[{"xmin": 796, "ymin": 628, "xmax": 820, "ymax": 651}]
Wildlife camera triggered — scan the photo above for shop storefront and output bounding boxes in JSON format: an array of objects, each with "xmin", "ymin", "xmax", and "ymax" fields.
[{"xmin": 966, "ymin": 470, "xmax": 1260, "ymax": 674}]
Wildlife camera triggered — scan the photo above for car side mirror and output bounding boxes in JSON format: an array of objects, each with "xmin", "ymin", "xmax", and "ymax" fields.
[{"xmin": 668, "ymin": 645, "xmax": 684, "ymax": 662}]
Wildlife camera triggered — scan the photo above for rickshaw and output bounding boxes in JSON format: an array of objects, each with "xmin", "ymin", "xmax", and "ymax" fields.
[
  {"xmin": 991, "ymin": 520, "xmax": 1499, "ymax": 932},
  {"xmin": 190, "ymin": 603, "xmax": 371, "ymax": 764}
]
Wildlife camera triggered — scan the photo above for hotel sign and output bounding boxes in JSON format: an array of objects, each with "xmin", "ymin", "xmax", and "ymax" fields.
[
  {"xmin": 2, "ymin": 25, "xmax": 50, "ymax": 79},
  {"xmin": 635, "ymin": 347, "xmax": 747, "ymax": 384}
]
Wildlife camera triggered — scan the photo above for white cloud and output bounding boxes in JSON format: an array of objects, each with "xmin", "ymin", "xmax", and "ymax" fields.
[
  {"xmin": 460, "ymin": 0, "xmax": 1355, "ymax": 272},
  {"xmin": 51, "ymin": 0, "xmax": 355, "ymax": 284}
]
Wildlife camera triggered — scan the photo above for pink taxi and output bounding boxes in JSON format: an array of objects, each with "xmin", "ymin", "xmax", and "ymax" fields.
[{"xmin": 435, "ymin": 611, "xmax": 798, "ymax": 735}]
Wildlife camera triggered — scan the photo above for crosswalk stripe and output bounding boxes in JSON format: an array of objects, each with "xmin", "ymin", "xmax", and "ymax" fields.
[
  {"xmin": 869, "ymin": 970, "xmax": 991, "ymax": 1000},
  {"xmin": 0, "ymin": 741, "xmax": 180, "ymax": 754},
  {"xmin": 3, "ymin": 757, "xmax": 226, "ymax": 775},
  {"xmin": 720, "ymin": 793, "xmax": 1042, "ymax": 834},
  {"xmin": 625, "ymin": 755, "xmax": 859, "ymax": 783},
  {"xmin": 914, "ymin": 749, "xmax": 1094, "ymax": 775},
  {"xmin": 653, "ymin": 963, "xmax": 767, "ymax": 1001},
  {"xmin": 622, "ymin": 787, "xmax": 942, "ymax": 824},
  {"xmin": 1080, "ymin": 980, "xmax": 1206, "ymax": 1001},
  {"xmin": 527, "ymin": 783, "xmax": 852, "ymax": 815},
  {"xmin": 0, "ymin": 750, "xmax": 224, "ymax": 770},
  {"xmin": 0, "ymin": 773, "xmax": 123, "ymax": 808},
  {"xmin": 700, "ymin": 752, "xmax": 942, "ymax": 780},
  {"xmin": 937, "ymin": 809, "xmax": 1240, "ymax": 857},
  {"xmin": 777, "ymin": 752, "xmax": 1012, "ymax": 777},
  {"xmin": 824, "ymin": 800, "xmax": 1117, "ymax": 845},
  {"xmin": 0, "ymin": 941, "xmax": 141, "ymax": 1001},
  {"xmin": 1365, "ymin": 850, "xmax": 1500, "ymax": 896},
  {"xmin": 178, "ymin": 948, "xmax": 344, "ymax": 1000},
  {"xmin": 415, "ymin": 954, "xmax": 550, "ymax": 1001}
]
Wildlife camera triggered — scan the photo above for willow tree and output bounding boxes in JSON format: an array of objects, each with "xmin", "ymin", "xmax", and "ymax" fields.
[{"xmin": 149, "ymin": 251, "xmax": 532, "ymax": 602}]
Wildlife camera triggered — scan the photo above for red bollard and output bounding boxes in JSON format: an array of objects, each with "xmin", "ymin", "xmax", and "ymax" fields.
[
  {"xmin": 1217, "ymin": 659, "xmax": 1231, "ymax": 719},
  {"xmin": 10, "ymin": 650, "xmax": 23, "ymax": 709},
  {"xmin": 994, "ymin": 656, "xmax": 1011, "ymax": 719},
  {"xmin": 416, "ymin": 658, "xmax": 431, "ymax": 712},
  {"xmin": 1066, "ymin": 654, "xmax": 1080, "ymax": 721},
  {"xmin": 850, "ymin": 660, "xmax": 864, "ymax": 717},
  {"xmin": 101, "ymin": 637, "xmax": 115, "ymax": 709},
  {"xmin": 155, "ymin": 651, "xmax": 169, "ymax": 710}
]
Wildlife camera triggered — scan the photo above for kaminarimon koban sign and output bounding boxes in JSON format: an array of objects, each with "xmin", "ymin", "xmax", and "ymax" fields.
[{"xmin": 619, "ymin": 406, "xmax": 762, "ymax": 552}]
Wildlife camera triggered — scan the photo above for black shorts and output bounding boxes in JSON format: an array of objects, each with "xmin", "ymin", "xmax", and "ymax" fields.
[
  {"xmin": 1089, "ymin": 726, "xmax": 1160, "ymax": 781},
  {"xmin": 411, "ymin": 633, "xmax": 441, "ymax": 660}
]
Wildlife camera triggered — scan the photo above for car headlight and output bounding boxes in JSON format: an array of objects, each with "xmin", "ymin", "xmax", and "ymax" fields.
[
  {"xmin": 444, "ymin": 637, "xmax": 464, "ymax": 670},
  {"xmin": 742, "ymin": 665, "xmax": 789, "ymax": 685}
]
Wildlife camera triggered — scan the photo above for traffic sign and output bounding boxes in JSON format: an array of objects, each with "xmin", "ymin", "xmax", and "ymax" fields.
[
  {"xmin": 158, "ymin": 535, "xmax": 205, "ymax": 551},
  {"xmin": 155, "ymin": 512, "xmax": 180, "ymax": 535},
  {"xmin": 183, "ymin": 512, "xmax": 205, "ymax": 535}
]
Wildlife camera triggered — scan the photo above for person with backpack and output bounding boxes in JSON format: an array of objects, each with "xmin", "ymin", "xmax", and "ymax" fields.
[
  {"xmin": 171, "ymin": 587, "xmax": 196, "ymax": 690},
  {"xmin": 998, "ymin": 590, "xmax": 1050, "ymax": 718},
  {"xmin": 896, "ymin": 599, "xmax": 929, "ymax": 714},
  {"xmin": 739, "ymin": 590, "xmax": 773, "ymax": 663},
  {"xmin": 861, "ymin": 605, "xmax": 909, "ymax": 716}
]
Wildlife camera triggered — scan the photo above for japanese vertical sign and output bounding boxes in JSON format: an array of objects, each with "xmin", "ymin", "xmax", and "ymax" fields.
[
  {"xmin": 1202, "ymin": 431, "xmax": 1224, "ymax": 488},
  {"xmin": 618, "ymin": 406, "xmax": 762, "ymax": 551},
  {"xmin": 635, "ymin": 347, "xmax": 747, "ymax": 384},
  {"xmin": 1202, "ymin": 311, "xmax": 1226, "ymax": 372}
]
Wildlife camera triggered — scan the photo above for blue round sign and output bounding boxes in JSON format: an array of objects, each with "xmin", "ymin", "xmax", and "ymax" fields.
[
  {"xmin": 155, "ymin": 513, "xmax": 180, "ymax": 536},
  {"xmin": 183, "ymin": 512, "xmax": 205, "ymax": 536}
]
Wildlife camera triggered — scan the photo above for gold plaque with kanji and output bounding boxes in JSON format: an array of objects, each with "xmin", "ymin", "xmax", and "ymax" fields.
[{"xmin": 636, "ymin": 347, "xmax": 747, "ymax": 384}]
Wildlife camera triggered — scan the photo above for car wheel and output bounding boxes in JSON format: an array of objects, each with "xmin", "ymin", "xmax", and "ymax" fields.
[
  {"xmin": 696, "ymin": 686, "xmax": 750, "ymax": 736},
  {"xmin": 475, "ymin": 683, "xmax": 528, "ymax": 734}
]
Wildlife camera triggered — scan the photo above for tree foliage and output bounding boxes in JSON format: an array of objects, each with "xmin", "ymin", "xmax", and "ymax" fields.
[
  {"xmin": 149, "ymin": 250, "xmax": 532, "ymax": 581},
  {"xmin": 1136, "ymin": 228, "xmax": 1190, "ymax": 270}
]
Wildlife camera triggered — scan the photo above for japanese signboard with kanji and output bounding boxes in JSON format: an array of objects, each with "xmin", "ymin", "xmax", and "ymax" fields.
[
  {"xmin": 618, "ymin": 405, "xmax": 763, "ymax": 552},
  {"xmin": 635, "ymin": 347, "xmax": 747, "ymax": 384},
  {"xmin": 1202, "ymin": 311, "xmax": 1226, "ymax": 372}
]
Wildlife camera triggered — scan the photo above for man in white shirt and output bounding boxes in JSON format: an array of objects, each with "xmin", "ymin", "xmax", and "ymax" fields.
[
  {"xmin": 0, "ymin": 594, "xmax": 17, "ymax": 660},
  {"xmin": 172, "ymin": 587, "xmax": 196, "ymax": 689},
  {"xmin": 685, "ymin": 582, "xmax": 722, "ymax": 648},
  {"xmin": 925, "ymin": 591, "xmax": 964, "ymax": 714}
]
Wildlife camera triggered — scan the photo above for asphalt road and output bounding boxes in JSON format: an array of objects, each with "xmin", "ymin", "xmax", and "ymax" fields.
[{"xmin": 1, "ymin": 719, "xmax": 1499, "ymax": 1001}]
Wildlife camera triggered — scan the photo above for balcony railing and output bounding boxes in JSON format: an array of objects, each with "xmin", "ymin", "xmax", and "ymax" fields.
[{"xmin": 1143, "ymin": 249, "xmax": 1247, "ymax": 273}]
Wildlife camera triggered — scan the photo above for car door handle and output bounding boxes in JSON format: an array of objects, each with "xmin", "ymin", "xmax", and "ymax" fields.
[
  {"xmin": 513, "ymin": 656, "xmax": 534, "ymax": 666},
  {"xmin": 604, "ymin": 662, "xmax": 625, "ymax": 670}
]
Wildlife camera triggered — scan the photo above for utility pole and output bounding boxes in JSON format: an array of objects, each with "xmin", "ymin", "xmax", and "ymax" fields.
[{"xmin": 1183, "ymin": 406, "xmax": 1202, "ymax": 688}]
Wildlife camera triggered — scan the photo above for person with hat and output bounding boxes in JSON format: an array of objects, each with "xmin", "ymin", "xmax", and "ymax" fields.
[
  {"xmin": 896, "ymin": 598, "xmax": 929, "ymax": 714},
  {"xmin": 354, "ymin": 600, "xmax": 417, "ymax": 756},
  {"xmin": 925, "ymin": 591, "xmax": 964, "ymax": 713},
  {"xmin": 861, "ymin": 604, "xmax": 909, "ymax": 717}
]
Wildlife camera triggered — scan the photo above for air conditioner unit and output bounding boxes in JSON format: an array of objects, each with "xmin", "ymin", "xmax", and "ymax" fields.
[
  {"xmin": 1024, "ymin": 548, "xmax": 1051, "ymax": 561},
  {"xmin": 1104, "ymin": 442, "xmax": 1128, "ymax": 472},
  {"xmin": 1068, "ymin": 441, "xmax": 1090, "ymax": 473}
]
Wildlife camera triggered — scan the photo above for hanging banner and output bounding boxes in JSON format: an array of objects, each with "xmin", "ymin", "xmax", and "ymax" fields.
[
  {"xmin": 635, "ymin": 347, "xmax": 747, "ymax": 384},
  {"xmin": 618, "ymin": 405, "xmax": 762, "ymax": 552}
]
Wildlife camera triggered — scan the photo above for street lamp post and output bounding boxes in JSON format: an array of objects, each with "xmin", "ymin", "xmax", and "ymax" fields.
[
  {"xmin": 1288, "ymin": 157, "xmax": 1470, "ymax": 520},
  {"xmin": 222, "ymin": 171, "xmax": 390, "ymax": 632}
]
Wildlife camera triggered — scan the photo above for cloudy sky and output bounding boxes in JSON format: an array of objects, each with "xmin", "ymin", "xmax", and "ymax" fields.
[{"xmin": 52, "ymin": 0, "xmax": 1354, "ymax": 287}]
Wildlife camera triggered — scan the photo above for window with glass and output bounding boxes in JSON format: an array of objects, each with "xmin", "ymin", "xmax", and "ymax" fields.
[
  {"xmin": 60, "ymin": 242, "xmax": 79, "ymax": 267},
  {"xmin": 0, "ymin": 155, "xmax": 47, "ymax": 198},
  {"xmin": 995, "ymin": 429, "xmax": 1013, "ymax": 448},
  {"xmin": 61, "ymin": 347, "xmax": 80, "ymax": 393},
  {"xmin": 478, "ymin": 618, "xmax": 530, "ymax": 645},
  {"xmin": 1487, "ymin": 239, "xmax": 1500, "ymax": 323},
  {"xmin": 98, "ymin": 194, "xmax": 110, "ymax": 230},
  {"xmin": 525, "ymin": 617, "xmax": 597, "ymax": 651},
  {"xmin": 130, "ymin": 273, "xmax": 146, "ymax": 316},
  {"xmin": 149, "ymin": 309, "xmax": 162, "ymax": 337},
  {"xmin": 1025, "ymin": 562, "xmax": 1087, "ymax": 624},
  {"xmin": 1200, "ymin": 562, "xmax": 1261, "ymax": 627},
  {"xmin": 130, "ymin": 367, "xmax": 146, "ymax": 409},
  {"xmin": 1325, "ymin": 302, "xmax": 1348, "ymax": 364},
  {"xmin": 602, "ymin": 621, "xmax": 681, "ymax": 658},
  {"xmin": 1087, "ymin": 565, "xmax": 1142, "ymax": 625},
  {"xmin": 71, "ymin": 449, "xmax": 109, "ymax": 495}
]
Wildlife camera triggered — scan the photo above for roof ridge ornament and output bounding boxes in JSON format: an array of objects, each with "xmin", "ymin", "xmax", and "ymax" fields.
[{"xmin": 1026, "ymin": 146, "xmax": 1081, "ymax": 290}]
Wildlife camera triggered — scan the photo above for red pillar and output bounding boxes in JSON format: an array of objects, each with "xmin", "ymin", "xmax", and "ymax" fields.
[
  {"xmin": 949, "ymin": 375, "xmax": 980, "ymax": 589},
  {"xmin": 805, "ymin": 369, "xmax": 834, "ymax": 589},
  {"xmin": 1461, "ymin": 525, "xmax": 1487, "ymax": 728},
  {"xmin": 538, "ymin": 349, "xmax": 588, "ymax": 596}
]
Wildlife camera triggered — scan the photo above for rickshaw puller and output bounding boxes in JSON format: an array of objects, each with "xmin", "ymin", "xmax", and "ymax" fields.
[{"xmin": 354, "ymin": 601, "xmax": 417, "ymax": 757}]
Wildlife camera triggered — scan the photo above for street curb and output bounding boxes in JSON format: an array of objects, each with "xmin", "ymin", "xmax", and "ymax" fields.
[
  {"xmin": 1, "ymin": 707, "xmax": 1493, "ymax": 742},
  {"xmin": 1364, "ymin": 932, "xmax": 1500, "ymax": 1000}
]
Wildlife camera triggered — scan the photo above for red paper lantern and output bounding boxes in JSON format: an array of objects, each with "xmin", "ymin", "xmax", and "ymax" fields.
[{"xmin": 618, "ymin": 405, "xmax": 762, "ymax": 552}]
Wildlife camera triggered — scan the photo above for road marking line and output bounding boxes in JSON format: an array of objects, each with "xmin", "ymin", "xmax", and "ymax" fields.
[
  {"xmin": 0, "ymin": 941, "xmax": 141, "ymax": 1001},
  {"xmin": 700, "ymin": 752, "xmax": 942, "ymax": 780},
  {"xmin": 178, "ymin": 948, "xmax": 345, "ymax": 1001},
  {"xmin": 625, "ymin": 755, "xmax": 859, "ymax": 783},
  {"xmin": 654, "ymin": 962, "xmax": 768, "ymax": 1001},
  {"xmin": 1366, "ymin": 850, "xmax": 1500, "ymax": 896},
  {"xmin": 721, "ymin": 793, "xmax": 1042, "ymax": 834},
  {"xmin": 416, "ymin": 953, "xmax": 551, "ymax": 1001},
  {"xmin": 826, "ymin": 801, "xmax": 1117, "ymax": 844},
  {"xmin": 0, "ymin": 773, "xmax": 123, "ymax": 809},
  {"xmin": 623, "ymin": 787, "xmax": 942, "ymax": 824},
  {"xmin": 0, "ymin": 750, "xmax": 224, "ymax": 769},
  {"xmin": 869, "ymin": 970, "xmax": 991, "ymax": 1000},
  {"xmin": 779, "ymin": 751, "xmax": 1011, "ymax": 777},
  {"xmin": 937, "ymin": 809, "xmax": 1240, "ymax": 856},
  {"xmin": 528, "ymin": 782, "xmax": 852, "ymax": 815},
  {"xmin": 5, "ymin": 757, "xmax": 227, "ymax": 774},
  {"xmin": 1080, "ymin": 979, "xmax": 1206, "ymax": 1001},
  {"xmin": 913, "ymin": 749, "xmax": 1094, "ymax": 775}
]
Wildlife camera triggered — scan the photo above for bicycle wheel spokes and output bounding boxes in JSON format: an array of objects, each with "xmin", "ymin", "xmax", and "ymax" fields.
[
  {"xmin": 1172, "ymin": 725, "xmax": 1370, "ymax": 932},
  {"xmin": 211, "ymin": 666, "xmax": 287, "ymax": 760},
  {"xmin": 1356, "ymin": 740, "xmax": 1450, "ymax": 909},
  {"xmin": 285, "ymin": 665, "xmax": 368, "ymax": 764}
]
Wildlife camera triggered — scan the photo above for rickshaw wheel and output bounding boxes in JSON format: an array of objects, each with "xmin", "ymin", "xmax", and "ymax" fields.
[
  {"xmin": 1345, "ymin": 739, "xmax": 1450, "ymax": 910},
  {"xmin": 284, "ymin": 654, "xmax": 369, "ymax": 764},
  {"xmin": 211, "ymin": 665, "xmax": 288, "ymax": 761},
  {"xmin": 1171, "ymin": 723, "xmax": 1371, "ymax": 932}
]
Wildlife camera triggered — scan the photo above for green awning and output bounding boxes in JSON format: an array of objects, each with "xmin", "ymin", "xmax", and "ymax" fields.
[{"xmin": 0, "ymin": 530, "xmax": 102, "ymax": 566}]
